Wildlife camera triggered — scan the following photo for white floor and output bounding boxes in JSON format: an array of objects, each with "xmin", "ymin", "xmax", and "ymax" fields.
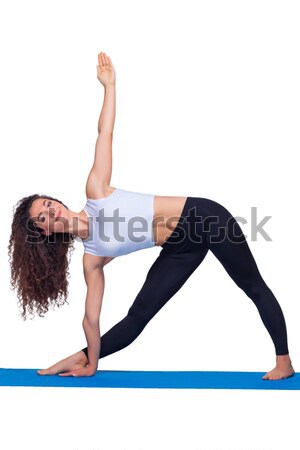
[{"xmin": 1, "ymin": 387, "xmax": 299, "ymax": 450}]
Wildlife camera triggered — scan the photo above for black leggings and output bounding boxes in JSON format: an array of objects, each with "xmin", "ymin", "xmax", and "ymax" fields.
[{"xmin": 81, "ymin": 197, "xmax": 289, "ymax": 359}]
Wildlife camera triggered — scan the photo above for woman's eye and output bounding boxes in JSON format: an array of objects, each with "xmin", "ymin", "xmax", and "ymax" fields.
[{"xmin": 41, "ymin": 202, "xmax": 51, "ymax": 222}]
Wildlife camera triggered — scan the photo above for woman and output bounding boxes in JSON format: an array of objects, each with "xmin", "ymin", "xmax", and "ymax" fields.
[{"xmin": 8, "ymin": 52, "xmax": 294, "ymax": 381}]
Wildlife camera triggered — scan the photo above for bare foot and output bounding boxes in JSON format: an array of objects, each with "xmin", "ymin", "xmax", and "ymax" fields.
[
  {"xmin": 262, "ymin": 354, "xmax": 295, "ymax": 380},
  {"xmin": 37, "ymin": 350, "xmax": 88, "ymax": 376}
]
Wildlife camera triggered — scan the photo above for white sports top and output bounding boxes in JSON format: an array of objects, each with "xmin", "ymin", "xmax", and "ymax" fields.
[{"xmin": 82, "ymin": 187, "xmax": 155, "ymax": 257}]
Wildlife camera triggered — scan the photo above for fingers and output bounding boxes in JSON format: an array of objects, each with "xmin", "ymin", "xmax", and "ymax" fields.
[
  {"xmin": 37, "ymin": 368, "xmax": 55, "ymax": 376},
  {"xmin": 38, "ymin": 368, "xmax": 88, "ymax": 377},
  {"xmin": 58, "ymin": 369, "xmax": 84, "ymax": 377},
  {"xmin": 58, "ymin": 371, "xmax": 74, "ymax": 377},
  {"xmin": 98, "ymin": 52, "xmax": 111, "ymax": 67}
]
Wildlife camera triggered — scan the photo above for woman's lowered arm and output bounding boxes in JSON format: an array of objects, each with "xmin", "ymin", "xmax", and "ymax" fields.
[{"xmin": 82, "ymin": 265, "xmax": 105, "ymax": 373}]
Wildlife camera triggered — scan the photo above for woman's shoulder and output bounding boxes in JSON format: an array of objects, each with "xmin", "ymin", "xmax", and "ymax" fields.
[
  {"xmin": 86, "ymin": 185, "xmax": 117, "ymax": 200},
  {"xmin": 86, "ymin": 173, "xmax": 117, "ymax": 200}
]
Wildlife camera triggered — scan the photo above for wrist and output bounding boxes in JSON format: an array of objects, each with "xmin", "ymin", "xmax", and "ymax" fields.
[
  {"xmin": 87, "ymin": 363, "xmax": 97, "ymax": 373},
  {"xmin": 104, "ymin": 83, "xmax": 115, "ymax": 89}
]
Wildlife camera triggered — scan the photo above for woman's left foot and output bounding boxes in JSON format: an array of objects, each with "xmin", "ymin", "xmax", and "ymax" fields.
[{"xmin": 262, "ymin": 354, "xmax": 295, "ymax": 380}]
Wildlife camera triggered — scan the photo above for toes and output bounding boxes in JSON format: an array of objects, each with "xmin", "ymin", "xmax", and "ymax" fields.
[
  {"xmin": 269, "ymin": 375, "xmax": 280, "ymax": 380},
  {"xmin": 262, "ymin": 370, "xmax": 292, "ymax": 381}
]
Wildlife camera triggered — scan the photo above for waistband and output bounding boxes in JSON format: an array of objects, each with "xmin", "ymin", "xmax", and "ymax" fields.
[{"xmin": 160, "ymin": 197, "xmax": 207, "ymax": 251}]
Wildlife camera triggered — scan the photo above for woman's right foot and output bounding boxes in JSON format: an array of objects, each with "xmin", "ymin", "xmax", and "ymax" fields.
[
  {"xmin": 262, "ymin": 354, "xmax": 295, "ymax": 380},
  {"xmin": 37, "ymin": 350, "xmax": 88, "ymax": 376}
]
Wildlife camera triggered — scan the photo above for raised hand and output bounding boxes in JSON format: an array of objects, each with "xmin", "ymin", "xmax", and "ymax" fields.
[{"xmin": 97, "ymin": 51, "xmax": 116, "ymax": 87}]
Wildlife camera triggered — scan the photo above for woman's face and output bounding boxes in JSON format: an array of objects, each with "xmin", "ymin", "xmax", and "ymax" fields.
[{"xmin": 29, "ymin": 197, "xmax": 65, "ymax": 235}]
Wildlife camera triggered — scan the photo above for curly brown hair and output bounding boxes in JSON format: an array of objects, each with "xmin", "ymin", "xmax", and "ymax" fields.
[{"xmin": 8, "ymin": 193, "xmax": 76, "ymax": 320}]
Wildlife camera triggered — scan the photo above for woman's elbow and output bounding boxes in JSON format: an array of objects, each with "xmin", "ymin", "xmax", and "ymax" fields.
[{"xmin": 82, "ymin": 315, "xmax": 99, "ymax": 328}]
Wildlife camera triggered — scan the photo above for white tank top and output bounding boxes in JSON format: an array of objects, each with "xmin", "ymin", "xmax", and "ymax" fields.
[{"xmin": 82, "ymin": 187, "xmax": 155, "ymax": 257}]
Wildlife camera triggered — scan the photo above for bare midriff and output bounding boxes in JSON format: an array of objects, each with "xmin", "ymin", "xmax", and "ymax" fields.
[{"xmin": 153, "ymin": 195, "xmax": 187, "ymax": 246}]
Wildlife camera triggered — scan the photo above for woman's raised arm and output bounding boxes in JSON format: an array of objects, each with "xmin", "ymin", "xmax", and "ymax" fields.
[
  {"xmin": 86, "ymin": 52, "xmax": 116, "ymax": 195},
  {"xmin": 97, "ymin": 51, "xmax": 116, "ymax": 133}
]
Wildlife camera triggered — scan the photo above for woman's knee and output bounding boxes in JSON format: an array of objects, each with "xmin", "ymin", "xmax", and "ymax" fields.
[
  {"xmin": 239, "ymin": 277, "xmax": 268, "ymax": 303},
  {"xmin": 128, "ymin": 302, "xmax": 154, "ymax": 327}
]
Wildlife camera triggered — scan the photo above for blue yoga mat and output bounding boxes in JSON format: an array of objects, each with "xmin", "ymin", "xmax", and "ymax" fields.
[{"xmin": 0, "ymin": 369, "xmax": 299, "ymax": 390}]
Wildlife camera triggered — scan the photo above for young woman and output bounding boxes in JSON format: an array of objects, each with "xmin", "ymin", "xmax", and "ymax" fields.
[{"xmin": 8, "ymin": 52, "xmax": 294, "ymax": 381}]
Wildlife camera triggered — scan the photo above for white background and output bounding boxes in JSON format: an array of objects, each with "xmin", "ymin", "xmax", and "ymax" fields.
[{"xmin": 0, "ymin": 0, "xmax": 299, "ymax": 449}]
